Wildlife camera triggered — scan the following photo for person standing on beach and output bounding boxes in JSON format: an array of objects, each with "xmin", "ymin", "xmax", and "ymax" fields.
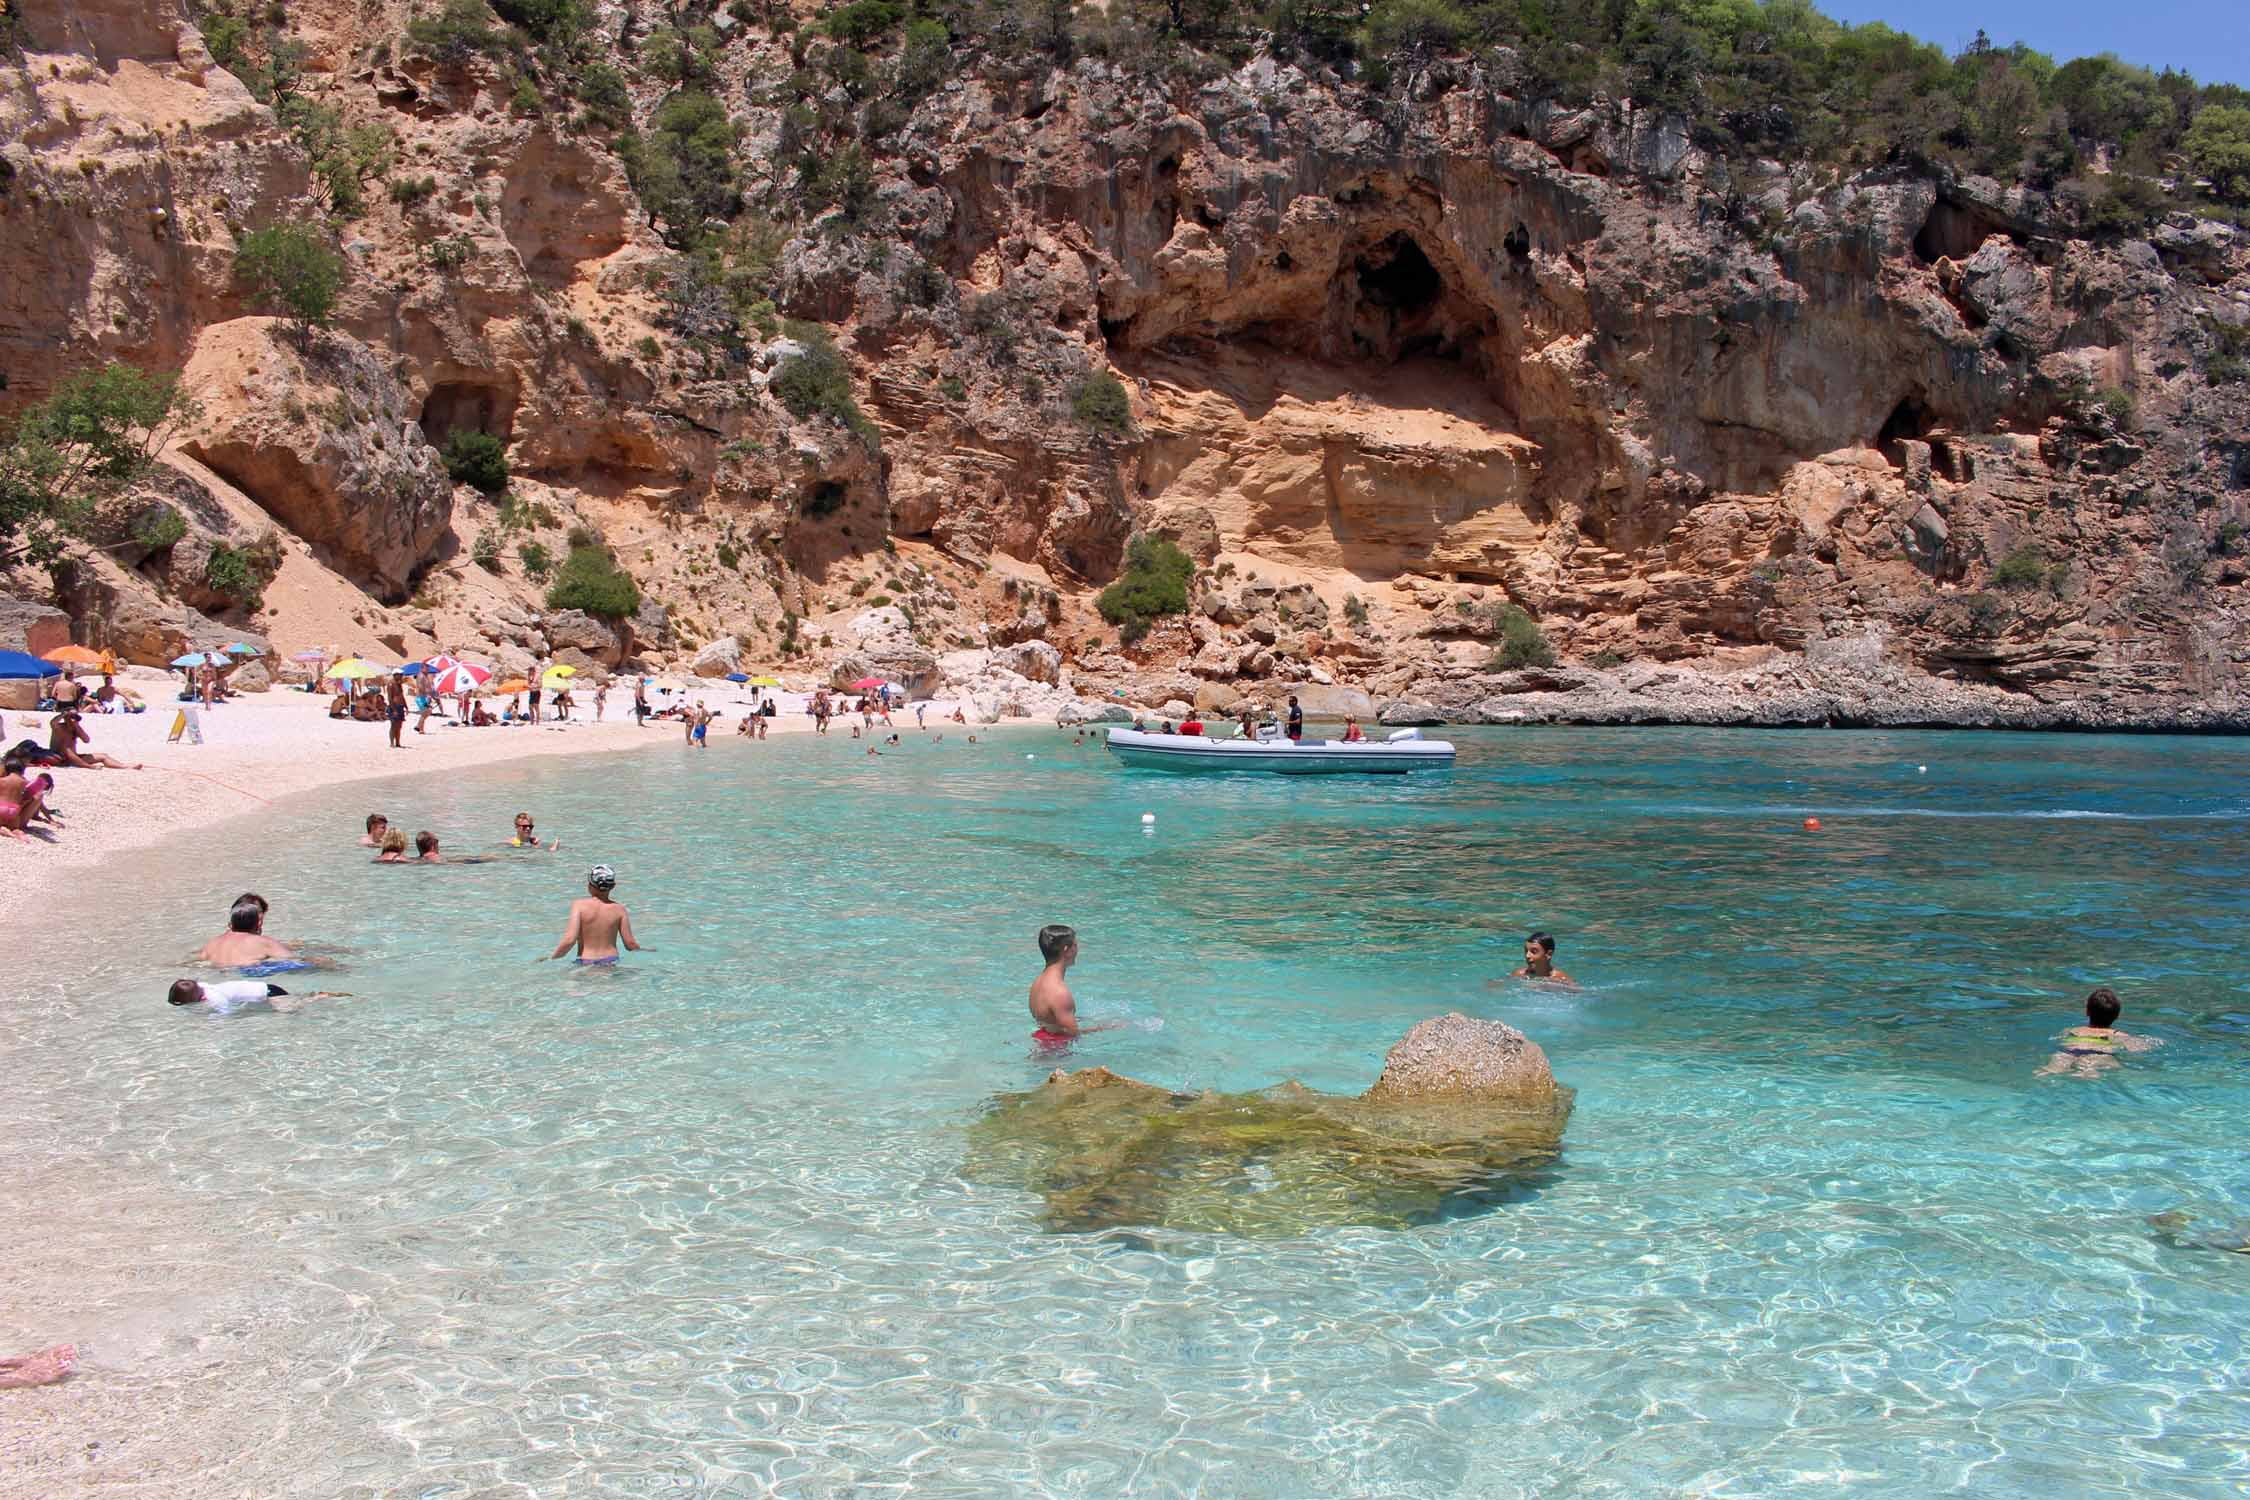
[
  {"xmin": 540, "ymin": 864, "xmax": 644, "ymax": 964},
  {"xmin": 200, "ymin": 894, "xmax": 292, "ymax": 967},
  {"xmin": 414, "ymin": 681, "xmax": 436, "ymax": 734},
  {"xmin": 633, "ymin": 676, "xmax": 650, "ymax": 726},
  {"xmin": 594, "ymin": 682, "xmax": 608, "ymax": 721},
  {"xmin": 385, "ymin": 674, "xmax": 406, "ymax": 749},
  {"xmin": 529, "ymin": 660, "xmax": 547, "ymax": 725}
]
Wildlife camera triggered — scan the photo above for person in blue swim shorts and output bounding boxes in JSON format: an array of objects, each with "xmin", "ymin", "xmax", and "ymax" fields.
[
  {"xmin": 539, "ymin": 864, "xmax": 646, "ymax": 965},
  {"xmin": 198, "ymin": 893, "xmax": 293, "ymax": 968}
]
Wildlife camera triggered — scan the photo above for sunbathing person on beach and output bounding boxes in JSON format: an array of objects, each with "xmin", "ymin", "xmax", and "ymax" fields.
[
  {"xmin": 48, "ymin": 710, "xmax": 143, "ymax": 770},
  {"xmin": 1509, "ymin": 931, "xmax": 1577, "ymax": 988},
  {"xmin": 2039, "ymin": 988, "xmax": 2161, "ymax": 1077},
  {"xmin": 0, "ymin": 1344, "xmax": 77, "ymax": 1389},
  {"xmin": 1029, "ymin": 924, "xmax": 1119, "ymax": 1049},
  {"xmin": 0, "ymin": 768, "xmax": 52, "ymax": 842},
  {"xmin": 539, "ymin": 864, "xmax": 644, "ymax": 964},
  {"xmin": 167, "ymin": 978, "xmax": 348, "ymax": 1014},
  {"xmin": 199, "ymin": 894, "xmax": 293, "ymax": 967}
]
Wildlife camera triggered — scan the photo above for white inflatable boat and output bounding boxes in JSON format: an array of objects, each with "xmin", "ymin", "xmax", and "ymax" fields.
[{"xmin": 1104, "ymin": 726, "xmax": 1456, "ymax": 775}]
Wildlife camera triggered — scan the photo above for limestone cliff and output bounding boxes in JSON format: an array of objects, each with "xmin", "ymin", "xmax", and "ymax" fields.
[{"xmin": 3, "ymin": 1, "xmax": 2247, "ymax": 725}]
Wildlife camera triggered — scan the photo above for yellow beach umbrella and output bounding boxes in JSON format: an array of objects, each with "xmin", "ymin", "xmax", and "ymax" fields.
[
  {"xmin": 747, "ymin": 676, "xmax": 782, "ymax": 687},
  {"xmin": 327, "ymin": 658, "xmax": 380, "ymax": 681},
  {"xmin": 542, "ymin": 664, "xmax": 579, "ymax": 685}
]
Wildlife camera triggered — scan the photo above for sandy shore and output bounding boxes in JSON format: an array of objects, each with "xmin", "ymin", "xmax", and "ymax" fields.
[{"xmin": 4, "ymin": 683, "xmax": 826, "ymax": 890}]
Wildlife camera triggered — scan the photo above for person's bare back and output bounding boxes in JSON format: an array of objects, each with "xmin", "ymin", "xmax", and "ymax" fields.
[
  {"xmin": 200, "ymin": 931, "xmax": 291, "ymax": 966},
  {"xmin": 1028, "ymin": 923, "xmax": 1117, "ymax": 1045},
  {"xmin": 542, "ymin": 865, "xmax": 643, "ymax": 964}
]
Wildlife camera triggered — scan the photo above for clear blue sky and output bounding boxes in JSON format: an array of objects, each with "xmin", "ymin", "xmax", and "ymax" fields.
[{"xmin": 1816, "ymin": 1, "xmax": 2250, "ymax": 87}]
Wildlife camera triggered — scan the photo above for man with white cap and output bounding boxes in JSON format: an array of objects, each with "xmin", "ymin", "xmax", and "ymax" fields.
[{"xmin": 539, "ymin": 863, "xmax": 645, "ymax": 965}]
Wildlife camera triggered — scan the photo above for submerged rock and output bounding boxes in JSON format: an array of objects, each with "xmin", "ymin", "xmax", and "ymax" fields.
[{"xmin": 964, "ymin": 1025, "xmax": 1572, "ymax": 1236}]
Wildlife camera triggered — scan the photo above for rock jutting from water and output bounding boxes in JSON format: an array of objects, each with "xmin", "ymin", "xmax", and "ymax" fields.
[{"xmin": 964, "ymin": 1018, "xmax": 1572, "ymax": 1236}]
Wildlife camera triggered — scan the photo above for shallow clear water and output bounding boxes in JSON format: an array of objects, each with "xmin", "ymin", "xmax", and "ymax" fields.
[{"xmin": 9, "ymin": 727, "xmax": 2250, "ymax": 1497}]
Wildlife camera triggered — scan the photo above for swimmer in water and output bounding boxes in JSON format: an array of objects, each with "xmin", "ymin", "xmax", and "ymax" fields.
[
  {"xmin": 507, "ymin": 812, "xmax": 561, "ymax": 851},
  {"xmin": 1028, "ymin": 923, "xmax": 1119, "ymax": 1049},
  {"xmin": 1509, "ymin": 931, "xmax": 1577, "ymax": 988},
  {"xmin": 2039, "ymin": 987, "xmax": 2160, "ymax": 1077},
  {"xmin": 167, "ymin": 978, "xmax": 347, "ymax": 1013},
  {"xmin": 360, "ymin": 812, "xmax": 390, "ymax": 847},
  {"xmin": 199, "ymin": 893, "xmax": 292, "ymax": 967},
  {"xmin": 540, "ymin": 864, "xmax": 645, "ymax": 964}
]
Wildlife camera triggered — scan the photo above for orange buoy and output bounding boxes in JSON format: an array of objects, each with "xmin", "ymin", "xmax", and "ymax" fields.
[{"xmin": 1803, "ymin": 817, "xmax": 1823, "ymax": 831}]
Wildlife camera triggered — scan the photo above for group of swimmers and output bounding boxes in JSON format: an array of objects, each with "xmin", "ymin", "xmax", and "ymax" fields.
[{"xmin": 358, "ymin": 809, "xmax": 562, "ymax": 864}]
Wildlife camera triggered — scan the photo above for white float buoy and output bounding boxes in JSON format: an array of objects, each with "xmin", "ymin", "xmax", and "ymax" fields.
[
  {"xmin": 1141, "ymin": 812, "xmax": 1156, "ymax": 825},
  {"xmin": 1026, "ymin": 753, "xmax": 1035, "ymax": 760},
  {"xmin": 1917, "ymin": 765, "xmax": 1927, "ymax": 774}
]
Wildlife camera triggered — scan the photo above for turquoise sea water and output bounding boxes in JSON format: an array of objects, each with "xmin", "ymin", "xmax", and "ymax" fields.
[{"xmin": 8, "ymin": 726, "xmax": 2250, "ymax": 1497}]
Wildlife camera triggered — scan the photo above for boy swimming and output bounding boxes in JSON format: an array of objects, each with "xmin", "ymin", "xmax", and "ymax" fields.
[
  {"xmin": 1510, "ymin": 931, "xmax": 1577, "ymax": 988},
  {"xmin": 2039, "ymin": 987, "xmax": 2160, "ymax": 1077},
  {"xmin": 167, "ymin": 978, "xmax": 347, "ymax": 1014},
  {"xmin": 540, "ymin": 864, "xmax": 645, "ymax": 964}
]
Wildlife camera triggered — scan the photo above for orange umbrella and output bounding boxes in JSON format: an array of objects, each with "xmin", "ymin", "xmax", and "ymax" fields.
[
  {"xmin": 40, "ymin": 645, "xmax": 103, "ymax": 668},
  {"xmin": 493, "ymin": 678, "xmax": 530, "ymax": 693}
]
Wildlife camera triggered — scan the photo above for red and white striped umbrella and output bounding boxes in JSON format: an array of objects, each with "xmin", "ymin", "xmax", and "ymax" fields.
[{"xmin": 425, "ymin": 658, "xmax": 493, "ymax": 695}]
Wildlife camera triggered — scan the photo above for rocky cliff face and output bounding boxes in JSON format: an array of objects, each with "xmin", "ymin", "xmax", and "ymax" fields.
[{"xmin": 4, "ymin": 2, "xmax": 2247, "ymax": 724}]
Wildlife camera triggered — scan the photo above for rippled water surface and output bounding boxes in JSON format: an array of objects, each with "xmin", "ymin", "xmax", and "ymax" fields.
[{"xmin": 9, "ymin": 726, "xmax": 2250, "ymax": 1497}]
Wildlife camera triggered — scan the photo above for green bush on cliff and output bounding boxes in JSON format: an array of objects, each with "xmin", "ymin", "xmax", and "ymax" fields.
[
  {"xmin": 546, "ymin": 540, "xmax": 642, "ymax": 619},
  {"xmin": 1071, "ymin": 372, "xmax": 1133, "ymax": 436},
  {"xmin": 772, "ymin": 332, "xmax": 878, "ymax": 446},
  {"xmin": 406, "ymin": 0, "xmax": 505, "ymax": 67},
  {"xmin": 1096, "ymin": 536, "xmax": 1195, "ymax": 644},
  {"xmin": 616, "ymin": 89, "xmax": 739, "ymax": 249},
  {"xmin": 442, "ymin": 430, "xmax": 511, "ymax": 494},
  {"xmin": 490, "ymin": 0, "xmax": 591, "ymax": 45},
  {"xmin": 206, "ymin": 534, "xmax": 283, "ymax": 611},
  {"xmin": 1487, "ymin": 604, "xmax": 1555, "ymax": 671},
  {"xmin": 0, "ymin": 364, "xmax": 195, "ymax": 569},
  {"xmin": 235, "ymin": 224, "xmax": 343, "ymax": 345}
]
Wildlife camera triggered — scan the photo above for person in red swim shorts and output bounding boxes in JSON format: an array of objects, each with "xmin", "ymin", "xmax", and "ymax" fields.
[{"xmin": 1029, "ymin": 924, "xmax": 1118, "ymax": 1050}]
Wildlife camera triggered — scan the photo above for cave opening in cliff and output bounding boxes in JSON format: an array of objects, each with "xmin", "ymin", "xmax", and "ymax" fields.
[
  {"xmin": 1876, "ymin": 398, "xmax": 1931, "ymax": 465},
  {"xmin": 419, "ymin": 381, "xmax": 517, "ymax": 448},
  {"xmin": 1913, "ymin": 199, "xmax": 2010, "ymax": 265},
  {"xmin": 1356, "ymin": 234, "xmax": 1443, "ymax": 315}
]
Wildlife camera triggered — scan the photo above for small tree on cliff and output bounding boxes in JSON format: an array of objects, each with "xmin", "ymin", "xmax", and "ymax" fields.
[
  {"xmin": 235, "ymin": 224, "xmax": 344, "ymax": 348},
  {"xmin": 0, "ymin": 364, "xmax": 196, "ymax": 568}
]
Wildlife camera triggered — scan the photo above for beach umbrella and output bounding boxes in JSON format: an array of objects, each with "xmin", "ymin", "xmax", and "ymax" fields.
[
  {"xmin": 428, "ymin": 661, "xmax": 493, "ymax": 695},
  {"xmin": 847, "ymin": 676, "xmax": 888, "ymax": 691},
  {"xmin": 327, "ymin": 658, "xmax": 381, "ymax": 681},
  {"xmin": 291, "ymin": 648, "xmax": 330, "ymax": 662},
  {"xmin": 748, "ymin": 675, "xmax": 781, "ymax": 687},
  {"xmin": 493, "ymin": 677, "xmax": 530, "ymax": 693},
  {"xmin": 396, "ymin": 661, "xmax": 429, "ymax": 677},
  {"xmin": 41, "ymin": 644, "xmax": 105, "ymax": 670},
  {"xmin": 0, "ymin": 649, "xmax": 60, "ymax": 679},
  {"xmin": 542, "ymin": 664, "xmax": 579, "ymax": 683},
  {"xmin": 222, "ymin": 642, "xmax": 260, "ymax": 657},
  {"xmin": 170, "ymin": 651, "xmax": 217, "ymax": 668},
  {"xmin": 723, "ymin": 672, "xmax": 750, "ymax": 683}
]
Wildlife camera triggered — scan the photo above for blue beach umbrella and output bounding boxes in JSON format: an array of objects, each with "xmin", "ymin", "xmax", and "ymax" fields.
[
  {"xmin": 170, "ymin": 651, "xmax": 214, "ymax": 668},
  {"xmin": 222, "ymin": 642, "xmax": 260, "ymax": 657},
  {"xmin": 724, "ymin": 672, "xmax": 750, "ymax": 683},
  {"xmin": 0, "ymin": 649, "xmax": 59, "ymax": 679},
  {"xmin": 396, "ymin": 661, "xmax": 429, "ymax": 677}
]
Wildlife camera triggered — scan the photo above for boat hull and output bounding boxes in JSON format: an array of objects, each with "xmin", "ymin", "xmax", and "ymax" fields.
[{"xmin": 1104, "ymin": 728, "xmax": 1455, "ymax": 775}]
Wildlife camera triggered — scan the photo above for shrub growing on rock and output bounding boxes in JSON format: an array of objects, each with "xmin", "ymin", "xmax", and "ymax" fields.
[
  {"xmin": 1096, "ymin": 536, "xmax": 1194, "ymax": 644},
  {"xmin": 0, "ymin": 363, "xmax": 194, "ymax": 568},
  {"xmin": 1071, "ymin": 371, "xmax": 1132, "ymax": 435},
  {"xmin": 546, "ymin": 540, "xmax": 641, "ymax": 619},
  {"xmin": 235, "ymin": 224, "xmax": 343, "ymax": 346},
  {"xmin": 442, "ymin": 429, "xmax": 510, "ymax": 494},
  {"xmin": 772, "ymin": 333, "xmax": 877, "ymax": 445},
  {"xmin": 206, "ymin": 534, "xmax": 282, "ymax": 611},
  {"xmin": 1488, "ymin": 604, "xmax": 1555, "ymax": 670}
]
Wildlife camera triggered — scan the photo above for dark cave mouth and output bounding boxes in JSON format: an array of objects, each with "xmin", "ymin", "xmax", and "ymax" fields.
[{"xmin": 1355, "ymin": 234, "xmax": 1443, "ymax": 314}]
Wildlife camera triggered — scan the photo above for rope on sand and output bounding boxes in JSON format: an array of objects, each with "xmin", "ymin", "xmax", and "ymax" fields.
[{"xmin": 151, "ymin": 766, "xmax": 275, "ymax": 805}]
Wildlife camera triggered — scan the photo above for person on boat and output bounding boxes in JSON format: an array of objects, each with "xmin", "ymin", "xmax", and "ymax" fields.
[
  {"xmin": 1510, "ymin": 931, "xmax": 1576, "ymax": 987},
  {"xmin": 1341, "ymin": 717, "xmax": 1366, "ymax": 742},
  {"xmin": 1286, "ymin": 695, "xmax": 1304, "ymax": 742},
  {"xmin": 2040, "ymin": 988, "xmax": 2160, "ymax": 1077},
  {"xmin": 1238, "ymin": 710, "xmax": 1258, "ymax": 740},
  {"xmin": 540, "ymin": 864, "xmax": 644, "ymax": 965},
  {"xmin": 199, "ymin": 894, "xmax": 292, "ymax": 967},
  {"xmin": 1029, "ymin": 924, "xmax": 1117, "ymax": 1050},
  {"xmin": 1178, "ymin": 714, "xmax": 1204, "ymax": 736}
]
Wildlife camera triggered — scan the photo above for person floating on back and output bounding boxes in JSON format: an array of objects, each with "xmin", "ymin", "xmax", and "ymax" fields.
[
  {"xmin": 541, "ymin": 864, "xmax": 645, "ymax": 965},
  {"xmin": 2040, "ymin": 987, "xmax": 2160, "ymax": 1077},
  {"xmin": 1029, "ymin": 924, "xmax": 1118, "ymax": 1050},
  {"xmin": 167, "ymin": 978, "xmax": 347, "ymax": 1013},
  {"xmin": 1510, "ymin": 931, "xmax": 1577, "ymax": 988},
  {"xmin": 199, "ymin": 893, "xmax": 292, "ymax": 967}
]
